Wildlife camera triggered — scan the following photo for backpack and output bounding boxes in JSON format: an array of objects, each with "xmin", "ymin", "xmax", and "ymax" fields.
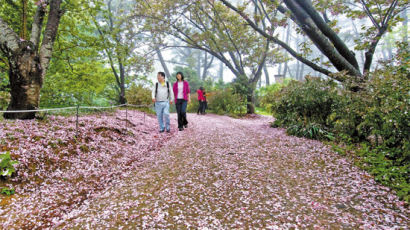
[{"xmin": 155, "ymin": 81, "xmax": 170, "ymax": 99}]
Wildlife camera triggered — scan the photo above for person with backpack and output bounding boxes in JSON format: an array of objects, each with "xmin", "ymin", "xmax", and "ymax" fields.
[
  {"xmin": 172, "ymin": 72, "xmax": 191, "ymax": 131},
  {"xmin": 152, "ymin": 72, "xmax": 174, "ymax": 133}
]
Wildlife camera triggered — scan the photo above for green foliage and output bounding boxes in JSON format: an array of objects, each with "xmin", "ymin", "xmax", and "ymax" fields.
[
  {"xmin": 39, "ymin": 4, "xmax": 115, "ymax": 107},
  {"xmin": 271, "ymin": 77, "xmax": 339, "ymax": 132},
  {"xmin": 206, "ymin": 89, "xmax": 246, "ymax": 116},
  {"xmin": 271, "ymin": 44, "xmax": 409, "ymax": 200},
  {"xmin": 41, "ymin": 60, "xmax": 114, "ymax": 107},
  {"xmin": 336, "ymin": 143, "xmax": 409, "ymax": 202},
  {"xmin": 287, "ymin": 122, "xmax": 335, "ymax": 141},
  {"xmin": 255, "ymin": 107, "xmax": 271, "ymax": 116},
  {"xmin": 0, "ymin": 0, "xmax": 36, "ymax": 36},
  {"xmin": 186, "ymin": 93, "xmax": 199, "ymax": 113},
  {"xmin": 171, "ymin": 66, "xmax": 203, "ymax": 92},
  {"xmin": 0, "ymin": 91, "xmax": 9, "ymax": 110},
  {"xmin": 257, "ymin": 78, "xmax": 292, "ymax": 112},
  {"xmin": 0, "ymin": 187, "xmax": 15, "ymax": 196},
  {"xmin": 331, "ymin": 43, "xmax": 410, "ymax": 160},
  {"xmin": 125, "ymin": 83, "xmax": 152, "ymax": 106},
  {"xmin": 0, "ymin": 151, "xmax": 18, "ymax": 177}
]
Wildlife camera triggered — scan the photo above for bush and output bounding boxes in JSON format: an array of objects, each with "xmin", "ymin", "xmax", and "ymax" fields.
[
  {"xmin": 0, "ymin": 151, "xmax": 18, "ymax": 177},
  {"xmin": 286, "ymin": 122, "xmax": 335, "ymax": 141},
  {"xmin": 125, "ymin": 83, "xmax": 153, "ymax": 112},
  {"xmin": 0, "ymin": 91, "xmax": 10, "ymax": 111},
  {"xmin": 271, "ymin": 77, "xmax": 340, "ymax": 134},
  {"xmin": 207, "ymin": 89, "xmax": 246, "ymax": 116},
  {"xmin": 258, "ymin": 78, "xmax": 291, "ymax": 112},
  {"xmin": 270, "ymin": 43, "xmax": 409, "ymax": 200},
  {"xmin": 187, "ymin": 93, "xmax": 199, "ymax": 113}
]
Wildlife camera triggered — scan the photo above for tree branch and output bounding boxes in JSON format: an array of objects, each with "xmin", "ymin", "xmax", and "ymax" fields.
[
  {"xmin": 0, "ymin": 18, "xmax": 20, "ymax": 57},
  {"xmin": 39, "ymin": 0, "xmax": 63, "ymax": 78},
  {"xmin": 93, "ymin": 19, "xmax": 121, "ymax": 87},
  {"xmin": 283, "ymin": 0, "xmax": 362, "ymax": 77},
  {"xmin": 30, "ymin": 4, "xmax": 47, "ymax": 49},
  {"xmin": 360, "ymin": 0, "xmax": 381, "ymax": 30},
  {"xmin": 207, "ymin": 2, "xmax": 245, "ymax": 69},
  {"xmin": 363, "ymin": 0, "xmax": 399, "ymax": 73},
  {"xmin": 219, "ymin": 0, "xmax": 335, "ymax": 78},
  {"xmin": 296, "ymin": 0, "xmax": 359, "ymax": 70}
]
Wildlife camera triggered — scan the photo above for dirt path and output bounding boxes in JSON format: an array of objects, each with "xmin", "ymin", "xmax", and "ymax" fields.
[{"xmin": 56, "ymin": 114, "xmax": 408, "ymax": 229}]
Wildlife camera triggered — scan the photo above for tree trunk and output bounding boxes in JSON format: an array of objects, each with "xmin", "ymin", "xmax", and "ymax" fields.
[
  {"xmin": 20, "ymin": 0, "xmax": 28, "ymax": 39},
  {"xmin": 218, "ymin": 62, "xmax": 224, "ymax": 81},
  {"xmin": 282, "ymin": 22, "xmax": 291, "ymax": 77},
  {"xmin": 1, "ymin": 0, "xmax": 62, "ymax": 119},
  {"xmin": 299, "ymin": 62, "xmax": 305, "ymax": 80},
  {"xmin": 295, "ymin": 61, "xmax": 300, "ymax": 80},
  {"xmin": 246, "ymin": 88, "xmax": 255, "ymax": 114},
  {"xmin": 197, "ymin": 51, "xmax": 201, "ymax": 79},
  {"xmin": 263, "ymin": 64, "xmax": 270, "ymax": 85},
  {"xmin": 119, "ymin": 87, "xmax": 126, "ymax": 104},
  {"xmin": 202, "ymin": 52, "xmax": 207, "ymax": 80},
  {"xmin": 156, "ymin": 48, "xmax": 171, "ymax": 78},
  {"xmin": 403, "ymin": 9, "xmax": 408, "ymax": 43},
  {"xmin": 118, "ymin": 62, "xmax": 127, "ymax": 104},
  {"xmin": 4, "ymin": 49, "xmax": 42, "ymax": 119}
]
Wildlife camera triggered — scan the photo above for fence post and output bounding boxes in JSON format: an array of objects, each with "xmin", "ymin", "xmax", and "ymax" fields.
[
  {"xmin": 76, "ymin": 105, "xmax": 79, "ymax": 137},
  {"xmin": 125, "ymin": 104, "xmax": 128, "ymax": 131}
]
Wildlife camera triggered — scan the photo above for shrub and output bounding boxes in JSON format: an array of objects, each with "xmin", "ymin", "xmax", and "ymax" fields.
[
  {"xmin": 271, "ymin": 77, "xmax": 340, "ymax": 130},
  {"xmin": 258, "ymin": 79, "xmax": 291, "ymax": 112},
  {"xmin": 0, "ymin": 151, "xmax": 18, "ymax": 177},
  {"xmin": 286, "ymin": 122, "xmax": 335, "ymax": 141},
  {"xmin": 186, "ymin": 93, "xmax": 199, "ymax": 113},
  {"xmin": 0, "ymin": 91, "xmax": 10, "ymax": 111},
  {"xmin": 270, "ymin": 42, "xmax": 409, "ymax": 200},
  {"xmin": 125, "ymin": 83, "xmax": 152, "ymax": 106},
  {"xmin": 0, "ymin": 187, "xmax": 15, "ymax": 196},
  {"xmin": 125, "ymin": 83, "xmax": 153, "ymax": 113},
  {"xmin": 207, "ymin": 89, "xmax": 246, "ymax": 116}
]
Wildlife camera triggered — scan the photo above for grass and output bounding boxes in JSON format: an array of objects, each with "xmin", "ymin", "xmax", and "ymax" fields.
[{"xmin": 255, "ymin": 107, "xmax": 272, "ymax": 116}]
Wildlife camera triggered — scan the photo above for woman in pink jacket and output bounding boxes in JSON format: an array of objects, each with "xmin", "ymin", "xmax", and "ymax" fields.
[{"xmin": 173, "ymin": 72, "xmax": 191, "ymax": 131}]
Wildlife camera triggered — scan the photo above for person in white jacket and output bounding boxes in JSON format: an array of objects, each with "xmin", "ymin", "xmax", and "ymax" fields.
[{"xmin": 152, "ymin": 72, "xmax": 174, "ymax": 133}]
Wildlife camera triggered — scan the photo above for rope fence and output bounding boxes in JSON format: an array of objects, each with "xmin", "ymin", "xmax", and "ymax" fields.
[{"xmin": 0, "ymin": 103, "xmax": 153, "ymax": 137}]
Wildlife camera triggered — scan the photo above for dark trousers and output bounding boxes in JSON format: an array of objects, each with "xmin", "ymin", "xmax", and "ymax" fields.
[
  {"xmin": 176, "ymin": 99, "xmax": 188, "ymax": 128},
  {"xmin": 197, "ymin": 101, "xmax": 205, "ymax": 114}
]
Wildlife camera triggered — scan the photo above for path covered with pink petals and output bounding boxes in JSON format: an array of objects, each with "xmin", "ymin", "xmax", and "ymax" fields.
[
  {"xmin": 55, "ymin": 113, "xmax": 407, "ymax": 229},
  {"xmin": 1, "ymin": 112, "xmax": 408, "ymax": 228}
]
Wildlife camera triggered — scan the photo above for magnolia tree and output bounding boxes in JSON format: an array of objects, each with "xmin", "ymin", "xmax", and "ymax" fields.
[
  {"xmin": 135, "ymin": 0, "xmax": 284, "ymax": 113},
  {"xmin": 219, "ymin": 0, "xmax": 408, "ymax": 86}
]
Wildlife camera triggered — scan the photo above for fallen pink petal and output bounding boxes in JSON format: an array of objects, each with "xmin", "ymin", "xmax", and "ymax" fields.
[{"xmin": 0, "ymin": 112, "xmax": 408, "ymax": 228}]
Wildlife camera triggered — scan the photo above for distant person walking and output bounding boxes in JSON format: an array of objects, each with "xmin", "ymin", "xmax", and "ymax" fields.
[
  {"xmin": 152, "ymin": 72, "xmax": 174, "ymax": 133},
  {"xmin": 197, "ymin": 87, "xmax": 205, "ymax": 115},
  {"xmin": 173, "ymin": 72, "xmax": 191, "ymax": 131}
]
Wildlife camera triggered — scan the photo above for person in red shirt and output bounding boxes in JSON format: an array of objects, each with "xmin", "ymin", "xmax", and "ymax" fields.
[{"xmin": 197, "ymin": 87, "xmax": 205, "ymax": 115}]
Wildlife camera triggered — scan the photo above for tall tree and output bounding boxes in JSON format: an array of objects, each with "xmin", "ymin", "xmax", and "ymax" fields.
[
  {"xmin": 95, "ymin": 0, "xmax": 152, "ymax": 104},
  {"xmin": 40, "ymin": 0, "xmax": 114, "ymax": 107},
  {"xmin": 220, "ymin": 0, "xmax": 408, "ymax": 85},
  {"xmin": 136, "ymin": 0, "xmax": 281, "ymax": 113},
  {"xmin": 0, "ymin": 0, "xmax": 64, "ymax": 119}
]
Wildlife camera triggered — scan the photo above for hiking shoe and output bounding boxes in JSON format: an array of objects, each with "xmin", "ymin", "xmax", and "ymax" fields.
[
  {"xmin": 179, "ymin": 127, "xmax": 184, "ymax": 131},
  {"xmin": 159, "ymin": 130, "xmax": 164, "ymax": 133},
  {"xmin": 166, "ymin": 129, "xmax": 170, "ymax": 133},
  {"xmin": 184, "ymin": 124, "xmax": 188, "ymax": 128}
]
